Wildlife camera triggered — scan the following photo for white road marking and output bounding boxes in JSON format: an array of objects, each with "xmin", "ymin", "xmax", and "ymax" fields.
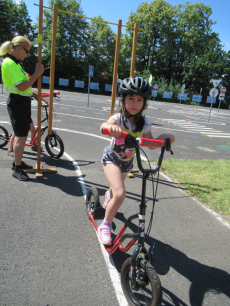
[
  {"xmin": 54, "ymin": 112, "xmax": 104, "ymax": 121},
  {"xmin": 162, "ymin": 119, "xmax": 230, "ymax": 138},
  {"xmin": 62, "ymin": 140, "xmax": 128, "ymax": 306}
]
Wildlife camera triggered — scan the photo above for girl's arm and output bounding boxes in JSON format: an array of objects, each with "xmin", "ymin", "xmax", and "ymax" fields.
[
  {"xmin": 143, "ymin": 130, "xmax": 175, "ymax": 150},
  {"xmin": 100, "ymin": 117, "xmax": 122, "ymax": 138},
  {"xmin": 32, "ymin": 89, "xmax": 49, "ymax": 105}
]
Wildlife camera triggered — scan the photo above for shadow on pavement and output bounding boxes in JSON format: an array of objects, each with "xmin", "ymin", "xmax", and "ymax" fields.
[{"xmin": 109, "ymin": 213, "xmax": 230, "ymax": 306}]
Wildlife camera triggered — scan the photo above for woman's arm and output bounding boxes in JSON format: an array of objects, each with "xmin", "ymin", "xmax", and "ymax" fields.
[{"xmin": 16, "ymin": 63, "xmax": 44, "ymax": 92}]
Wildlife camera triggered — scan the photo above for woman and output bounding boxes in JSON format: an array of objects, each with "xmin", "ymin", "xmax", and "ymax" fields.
[{"xmin": 0, "ymin": 36, "xmax": 44, "ymax": 181}]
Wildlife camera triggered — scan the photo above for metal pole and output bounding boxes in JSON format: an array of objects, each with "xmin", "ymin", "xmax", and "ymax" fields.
[
  {"xmin": 208, "ymin": 90, "xmax": 215, "ymax": 122},
  {"xmin": 87, "ymin": 74, "xmax": 90, "ymax": 107},
  {"xmin": 217, "ymin": 99, "xmax": 222, "ymax": 114},
  {"xmin": 198, "ymin": 88, "xmax": 202, "ymax": 107}
]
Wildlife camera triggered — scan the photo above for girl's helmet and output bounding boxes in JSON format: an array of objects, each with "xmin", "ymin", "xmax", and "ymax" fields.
[{"xmin": 119, "ymin": 76, "xmax": 152, "ymax": 100}]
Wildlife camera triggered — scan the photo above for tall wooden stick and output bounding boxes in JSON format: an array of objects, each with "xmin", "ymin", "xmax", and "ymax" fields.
[
  {"xmin": 110, "ymin": 19, "xmax": 122, "ymax": 116},
  {"xmin": 37, "ymin": 0, "xmax": 43, "ymax": 170},
  {"xmin": 48, "ymin": 3, "xmax": 58, "ymax": 135},
  {"xmin": 130, "ymin": 23, "xmax": 138, "ymax": 77}
]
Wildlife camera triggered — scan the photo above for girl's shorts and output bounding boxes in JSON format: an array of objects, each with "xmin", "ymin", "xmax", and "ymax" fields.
[{"xmin": 101, "ymin": 145, "xmax": 134, "ymax": 175}]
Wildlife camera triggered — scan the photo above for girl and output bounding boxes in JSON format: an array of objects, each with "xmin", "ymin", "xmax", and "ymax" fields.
[{"xmin": 99, "ymin": 76, "xmax": 175, "ymax": 245}]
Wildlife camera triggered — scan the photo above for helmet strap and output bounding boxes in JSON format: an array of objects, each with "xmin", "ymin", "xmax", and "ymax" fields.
[{"xmin": 122, "ymin": 107, "xmax": 142, "ymax": 123}]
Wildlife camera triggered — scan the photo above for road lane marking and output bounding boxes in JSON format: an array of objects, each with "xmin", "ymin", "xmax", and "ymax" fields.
[{"xmin": 63, "ymin": 144, "xmax": 128, "ymax": 306}]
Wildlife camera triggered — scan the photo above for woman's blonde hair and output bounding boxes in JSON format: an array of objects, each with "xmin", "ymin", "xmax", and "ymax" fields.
[{"xmin": 0, "ymin": 36, "xmax": 31, "ymax": 56}]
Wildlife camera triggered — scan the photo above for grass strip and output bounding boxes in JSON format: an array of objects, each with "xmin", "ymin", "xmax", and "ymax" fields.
[{"xmin": 160, "ymin": 159, "xmax": 230, "ymax": 216}]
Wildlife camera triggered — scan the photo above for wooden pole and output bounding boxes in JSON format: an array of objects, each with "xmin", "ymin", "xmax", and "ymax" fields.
[
  {"xmin": 128, "ymin": 23, "xmax": 139, "ymax": 178},
  {"xmin": 110, "ymin": 19, "xmax": 122, "ymax": 116},
  {"xmin": 130, "ymin": 23, "xmax": 138, "ymax": 77},
  {"xmin": 48, "ymin": 3, "xmax": 58, "ymax": 135},
  {"xmin": 36, "ymin": 0, "xmax": 43, "ymax": 171},
  {"xmin": 27, "ymin": 0, "xmax": 57, "ymax": 178}
]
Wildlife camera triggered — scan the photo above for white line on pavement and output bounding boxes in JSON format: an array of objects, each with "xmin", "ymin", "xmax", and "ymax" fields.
[{"xmin": 62, "ymin": 143, "xmax": 128, "ymax": 306}]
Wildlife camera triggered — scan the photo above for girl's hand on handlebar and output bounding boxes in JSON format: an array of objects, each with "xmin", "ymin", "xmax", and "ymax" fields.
[
  {"xmin": 161, "ymin": 134, "xmax": 175, "ymax": 144},
  {"xmin": 106, "ymin": 125, "xmax": 122, "ymax": 138}
]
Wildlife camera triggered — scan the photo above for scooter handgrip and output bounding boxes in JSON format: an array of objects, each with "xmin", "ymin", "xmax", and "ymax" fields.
[
  {"xmin": 137, "ymin": 138, "xmax": 165, "ymax": 147},
  {"xmin": 41, "ymin": 93, "xmax": 50, "ymax": 97},
  {"xmin": 101, "ymin": 127, "xmax": 127, "ymax": 139}
]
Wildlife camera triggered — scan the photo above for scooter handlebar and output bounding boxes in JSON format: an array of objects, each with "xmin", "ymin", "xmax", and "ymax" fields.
[
  {"xmin": 101, "ymin": 127, "xmax": 165, "ymax": 148},
  {"xmin": 101, "ymin": 127, "xmax": 127, "ymax": 139}
]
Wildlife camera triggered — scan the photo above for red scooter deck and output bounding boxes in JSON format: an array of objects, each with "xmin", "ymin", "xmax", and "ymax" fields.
[{"xmin": 89, "ymin": 206, "xmax": 136, "ymax": 254}]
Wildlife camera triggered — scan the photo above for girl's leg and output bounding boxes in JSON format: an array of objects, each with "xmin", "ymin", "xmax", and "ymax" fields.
[
  {"xmin": 98, "ymin": 164, "xmax": 127, "ymax": 245},
  {"xmin": 103, "ymin": 163, "xmax": 127, "ymax": 223}
]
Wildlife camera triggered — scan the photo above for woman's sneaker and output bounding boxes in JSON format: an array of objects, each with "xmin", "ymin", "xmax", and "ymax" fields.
[
  {"xmin": 12, "ymin": 168, "xmax": 30, "ymax": 181},
  {"xmin": 103, "ymin": 190, "xmax": 111, "ymax": 209},
  {"xmin": 6, "ymin": 149, "xmax": 14, "ymax": 157},
  {"xmin": 98, "ymin": 221, "xmax": 112, "ymax": 245},
  {"xmin": 11, "ymin": 161, "xmax": 33, "ymax": 170}
]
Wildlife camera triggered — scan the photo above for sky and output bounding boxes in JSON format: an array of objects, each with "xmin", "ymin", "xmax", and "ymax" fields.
[{"xmin": 22, "ymin": 0, "xmax": 230, "ymax": 52}]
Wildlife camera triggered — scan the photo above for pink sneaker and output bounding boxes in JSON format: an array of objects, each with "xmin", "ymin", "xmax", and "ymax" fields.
[
  {"xmin": 103, "ymin": 190, "xmax": 111, "ymax": 209},
  {"xmin": 98, "ymin": 221, "xmax": 112, "ymax": 245}
]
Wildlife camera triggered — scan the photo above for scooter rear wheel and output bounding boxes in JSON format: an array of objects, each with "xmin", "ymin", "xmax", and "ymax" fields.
[
  {"xmin": 85, "ymin": 187, "xmax": 100, "ymax": 219},
  {"xmin": 121, "ymin": 257, "xmax": 162, "ymax": 306},
  {"xmin": 0, "ymin": 125, "xmax": 9, "ymax": 148}
]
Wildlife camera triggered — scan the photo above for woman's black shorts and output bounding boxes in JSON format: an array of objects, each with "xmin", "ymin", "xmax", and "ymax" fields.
[{"xmin": 7, "ymin": 93, "xmax": 31, "ymax": 137}]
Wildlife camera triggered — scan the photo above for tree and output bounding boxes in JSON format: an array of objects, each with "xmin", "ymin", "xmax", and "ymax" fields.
[
  {"xmin": 123, "ymin": 0, "xmax": 179, "ymax": 79},
  {"xmin": 87, "ymin": 15, "xmax": 116, "ymax": 88},
  {"xmin": 0, "ymin": 0, "xmax": 17, "ymax": 43},
  {"xmin": 122, "ymin": 0, "xmax": 229, "ymax": 105},
  {"xmin": 42, "ymin": 0, "xmax": 89, "ymax": 87}
]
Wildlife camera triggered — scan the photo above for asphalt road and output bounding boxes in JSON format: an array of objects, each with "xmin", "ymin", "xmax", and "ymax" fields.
[{"xmin": 0, "ymin": 88, "xmax": 230, "ymax": 306}]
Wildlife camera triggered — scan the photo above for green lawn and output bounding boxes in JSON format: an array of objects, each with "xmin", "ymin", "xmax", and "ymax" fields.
[{"xmin": 160, "ymin": 159, "xmax": 230, "ymax": 216}]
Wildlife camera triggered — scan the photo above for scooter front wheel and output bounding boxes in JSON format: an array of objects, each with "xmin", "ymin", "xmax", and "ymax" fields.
[
  {"xmin": 45, "ymin": 133, "xmax": 64, "ymax": 159},
  {"xmin": 85, "ymin": 187, "xmax": 100, "ymax": 219},
  {"xmin": 121, "ymin": 257, "xmax": 162, "ymax": 306}
]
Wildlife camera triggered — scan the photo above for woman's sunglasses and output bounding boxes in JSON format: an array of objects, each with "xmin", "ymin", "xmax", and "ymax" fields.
[{"xmin": 22, "ymin": 46, "xmax": 29, "ymax": 55}]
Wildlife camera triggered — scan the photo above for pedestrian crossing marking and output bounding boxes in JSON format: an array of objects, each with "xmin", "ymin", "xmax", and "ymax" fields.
[{"xmin": 163, "ymin": 119, "xmax": 230, "ymax": 139}]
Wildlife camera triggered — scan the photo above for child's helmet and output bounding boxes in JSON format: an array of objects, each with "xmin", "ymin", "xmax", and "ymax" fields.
[{"xmin": 120, "ymin": 76, "xmax": 152, "ymax": 100}]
